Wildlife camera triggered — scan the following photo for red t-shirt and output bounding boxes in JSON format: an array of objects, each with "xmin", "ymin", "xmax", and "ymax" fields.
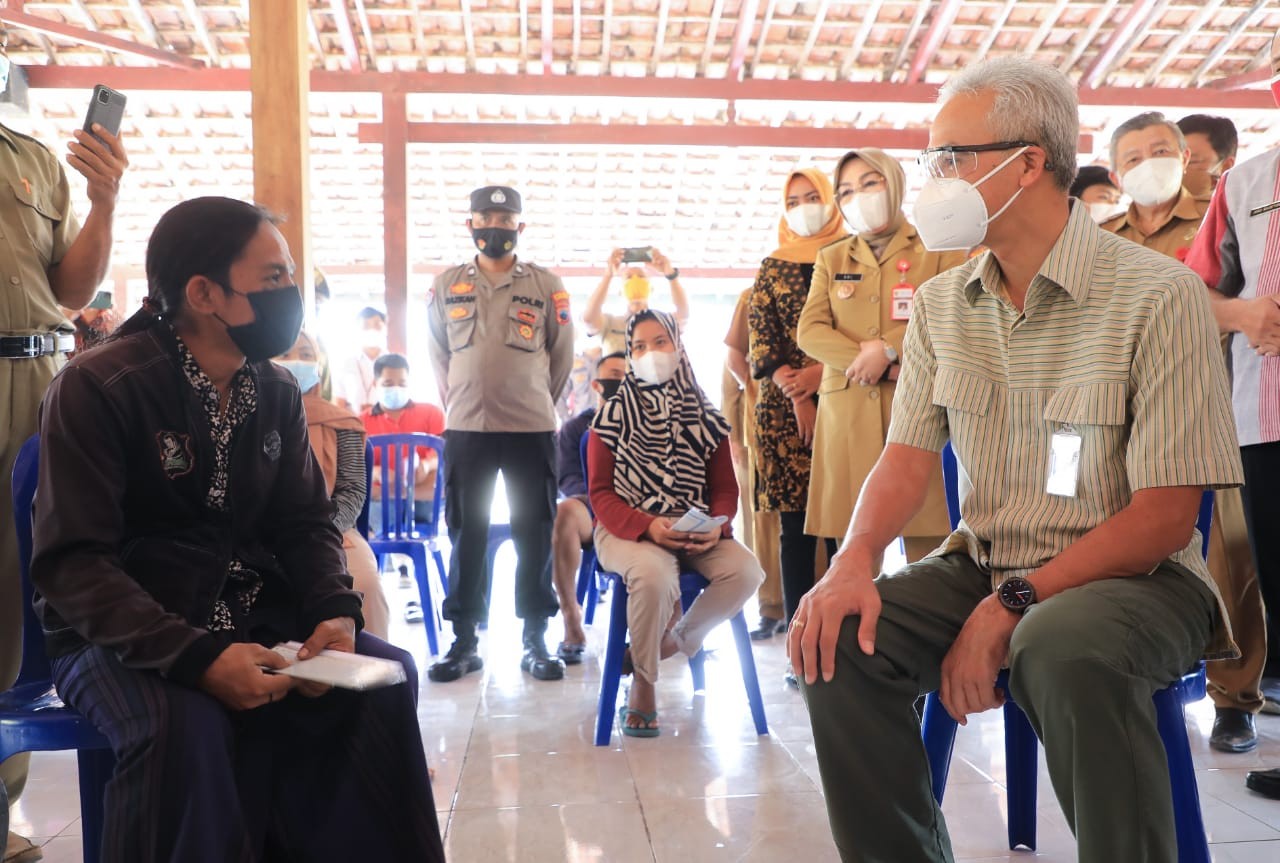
[{"xmin": 361, "ymin": 401, "xmax": 446, "ymax": 465}]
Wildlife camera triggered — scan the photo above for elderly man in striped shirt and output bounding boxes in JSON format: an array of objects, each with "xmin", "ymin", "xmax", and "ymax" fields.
[{"xmin": 790, "ymin": 56, "xmax": 1242, "ymax": 863}]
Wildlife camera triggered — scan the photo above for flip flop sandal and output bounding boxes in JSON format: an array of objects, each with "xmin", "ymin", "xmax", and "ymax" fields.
[
  {"xmin": 403, "ymin": 601, "xmax": 424, "ymax": 624},
  {"xmin": 557, "ymin": 641, "xmax": 587, "ymax": 665},
  {"xmin": 618, "ymin": 705, "xmax": 660, "ymax": 738}
]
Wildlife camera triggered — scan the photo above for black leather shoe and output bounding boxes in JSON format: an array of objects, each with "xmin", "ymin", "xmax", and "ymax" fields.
[
  {"xmin": 1246, "ymin": 767, "xmax": 1280, "ymax": 799},
  {"xmin": 521, "ymin": 636, "xmax": 566, "ymax": 681},
  {"xmin": 427, "ymin": 638, "xmax": 483, "ymax": 683},
  {"xmin": 750, "ymin": 616, "xmax": 782, "ymax": 641},
  {"xmin": 1210, "ymin": 707, "xmax": 1257, "ymax": 753}
]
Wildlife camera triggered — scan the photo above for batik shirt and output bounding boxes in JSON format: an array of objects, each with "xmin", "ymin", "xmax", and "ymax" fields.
[{"xmin": 171, "ymin": 325, "xmax": 261, "ymax": 633}]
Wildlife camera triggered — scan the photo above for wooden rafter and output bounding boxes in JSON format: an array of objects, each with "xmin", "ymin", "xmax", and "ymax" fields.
[
  {"xmin": 907, "ymin": 0, "xmax": 963, "ymax": 84},
  {"xmin": 648, "ymin": 0, "xmax": 670, "ymax": 75},
  {"xmin": 1188, "ymin": 0, "xmax": 1270, "ymax": 87},
  {"xmin": 839, "ymin": 0, "xmax": 883, "ymax": 80},
  {"xmin": 791, "ymin": 0, "xmax": 831, "ymax": 77}
]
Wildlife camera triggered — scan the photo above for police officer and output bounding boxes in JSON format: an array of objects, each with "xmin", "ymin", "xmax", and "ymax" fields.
[
  {"xmin": 0, "ymin": 25, "xmax": 127, "ymax": 862},
  {"xmin": 427, "ymin": 186, "xmax": 573, "ymax": 682}
]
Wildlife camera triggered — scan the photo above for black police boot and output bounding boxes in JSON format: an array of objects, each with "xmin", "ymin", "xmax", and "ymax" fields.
[
  {"xmin": 428, "ymin": 623, "xmax": 483, "ymax": 683},
  {"xmin": 520, "ymin": 619, "xmax": 565, "ymax": 681}
]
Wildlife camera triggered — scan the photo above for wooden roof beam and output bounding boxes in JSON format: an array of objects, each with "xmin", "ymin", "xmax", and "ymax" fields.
[
  {"xmin": 726, "ymin": 0, "xmax": 760, "ymax": 80},
  {"xmin": 1188, "ymin": 0, "xmax": 1269, "ymax": 87},
  {"xmin": 907, "ymin": 0, "xmax": 963, "ymax": 85},
  {"xmin": 0, "ymin": 8, "xmax": 203, "ymax": 69},
  {"xmin": 1081, "ymin": 0, "xmax": 1167, "ymax": 89},
  {"xmin": 327, "ymin": 0, "xmax": 363, "ymax": 71}
]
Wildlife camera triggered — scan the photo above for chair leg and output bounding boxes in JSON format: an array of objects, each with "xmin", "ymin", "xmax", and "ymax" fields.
[
  {"xmin": 596, "ymin": 578, "xmax": 629, "ymax": 746},
  {"xmin": 431, "ymin": 546, "xmax": 449, "ymax": 600},
  {"xmin": 584, "ymin": 573, "xmax": 599, "ymax": 626},
  {"xmin": 921, "ymin": 693, "xmax": 960, "ymax": 806},
  {"xmin": 77, "ymin": 747, "xmax": 115, "ymax": 863},
  {"xmin": 679, "ymin": 588, "xmax": 706, "ymax": 693},
  {"xmin": 576, "ymin": 550, "xmax": 593, "ymax": 606},
  {"xmin": 1003, "ymin": 700, "xmax": 1039, "ymax": 851},
  {"xmin": 729, "ymin": 611, "xmax": 768, "ymax": 735},
  {"xmin": 408, "ymin": 547, "xmax": 438, "ymax": 657},
  {"xmin": 1156, "ymin": 687, "xmax": 1211, "ymax": 863}
]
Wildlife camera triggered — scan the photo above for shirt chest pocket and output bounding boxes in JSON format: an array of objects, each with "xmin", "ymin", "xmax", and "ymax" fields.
[
  {"xmin": 10, "ymin": 179, "xmax": 62, "ymax": 268},
  {"xmin": 931, "ymin": 367, "xmax": 996, "ymax": 465},
  {"xmin": 1042, "ymin": 382, "xmax": 1129, "ymax": 491},
  {"xmin": 506, "ymin": 302, "xmax": 545, "ymax": 351},
  {"xmin": 445, "ymin": 301, "xmax": 477, "ymax": 351}
]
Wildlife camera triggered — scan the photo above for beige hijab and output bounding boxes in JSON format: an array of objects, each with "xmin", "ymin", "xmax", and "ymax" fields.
[{"xmin": 834, "ymin": 148, "xmax": 907, "ymax": 257}]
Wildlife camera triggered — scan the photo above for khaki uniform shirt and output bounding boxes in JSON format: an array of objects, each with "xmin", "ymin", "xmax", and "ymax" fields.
[
  {"xmin": 427, "ymin": 256, "xmax": 574, "ymax": 433},
  {"xmin": 0, "ymin": 123, "xmax": 80, "ymax": 334},
  {"xmin": 1100, "ymin": 187, "xmax": 1208, "ymax": 261},
  {"xmin": 596, "ymin": 312, "xmax": 629, "ymax": 356},
  {"xmin": 889, "ymin": 202, "xmax": 1244, "ymax": 659}
]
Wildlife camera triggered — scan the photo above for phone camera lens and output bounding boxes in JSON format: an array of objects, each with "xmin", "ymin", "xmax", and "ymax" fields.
[{"xmin": 98, "ymin": 91, "xmax": 109, "ymax": 104}]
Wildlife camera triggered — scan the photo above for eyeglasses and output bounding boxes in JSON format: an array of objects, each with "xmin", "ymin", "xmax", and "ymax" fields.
[{"xmin": 917, "ymin": 141, "xmax": 1038, "ymax": 180}]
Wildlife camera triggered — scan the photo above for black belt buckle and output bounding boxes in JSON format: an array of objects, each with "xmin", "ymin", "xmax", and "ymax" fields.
[{"xmin": 0, "ymin": 333, "xmax": 71, "ymax": 359}]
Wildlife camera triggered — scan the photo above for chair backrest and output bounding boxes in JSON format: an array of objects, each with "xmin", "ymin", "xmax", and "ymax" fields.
[
  {"xmin": 941, "ymin": 441, "xmax": 1216, "ymax": 561},
  {"xmin": 10, "ymin": 434, "xmax": 52, "ymax": 688},
  {"xmin": 579, "ymin": 429, "xmax": 591, "ymax": 481},
  {"xmin": 365, "ymin": 432, "xmax": 444, "ymax": 540}
]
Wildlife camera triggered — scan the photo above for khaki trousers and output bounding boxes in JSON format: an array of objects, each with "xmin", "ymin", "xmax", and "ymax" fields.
[
  {"xmin": 344, "ymin": 529, "xmax": 388, "ymax": 641},
  {"xmin": 1, "ymin": 353, "xmax": 61, "ymax": 803},
  {"xmin": 1204, "ymin": 486, "xmax": 1265, "ymax": 713},
  {"xmin": 801, "ymin": 552, "xmax": 1214, "ymax": 863},
  {"xmin": 594, "ymin": 525, "xmax": 764, "ymax": 684}
]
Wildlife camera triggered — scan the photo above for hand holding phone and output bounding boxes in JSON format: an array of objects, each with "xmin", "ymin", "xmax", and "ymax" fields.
[{"xmin": 68, "ymin": 85, "xmax": 129, "ymax": 207}]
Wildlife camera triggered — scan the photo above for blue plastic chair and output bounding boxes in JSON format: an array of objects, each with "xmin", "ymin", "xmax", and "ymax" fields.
[
  {"xmin": 362, "ymin": 433, "xmax": 449, "ymax": 656},
  {"xmin": 582, "ymin": 431, "xmax": 768, "ymax": 746},
  {"xmin": 0, "ymin": 436, "xmax": 113, "ymax": 863},
  {"xmin": 922, "ymin": 442, "xmax": 1214, "ymax": 859}
]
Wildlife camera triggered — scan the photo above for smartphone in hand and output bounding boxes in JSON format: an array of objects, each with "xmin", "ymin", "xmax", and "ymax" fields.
[
  {"xmin": 83, "ymin": 85, "xmax": 126, "ymax": 146},
  {"xmin": 621, "ymin": 246, "xmax": 653, "ymax": 264}
]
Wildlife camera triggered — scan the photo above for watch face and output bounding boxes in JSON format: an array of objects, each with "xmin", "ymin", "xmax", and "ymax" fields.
[{"xmin": 1000, "ymin": 578, "xmax": 1036, "ymax": 610}]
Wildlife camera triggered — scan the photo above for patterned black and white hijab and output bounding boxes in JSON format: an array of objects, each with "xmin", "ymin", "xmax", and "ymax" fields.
[{"xmin": 591, "ymin": 310, "xmax": 731, "ymax": 515}]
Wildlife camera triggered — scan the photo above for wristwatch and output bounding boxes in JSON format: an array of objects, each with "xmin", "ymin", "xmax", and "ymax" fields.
[
  {"xmin": 882, "ymin": 344, "xmax": 899, "ymax": 363},
  {"xmin": 997, "ymin": 576, "xmax": 1037, "ymax": 614},
  {"xmin": 665, "ymin": 268, "xmax": 680, "ymax": 281}
]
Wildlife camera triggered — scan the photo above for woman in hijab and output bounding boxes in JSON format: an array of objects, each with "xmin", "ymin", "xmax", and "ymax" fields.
[
  {"xmin": 797, "ymin": 148, "xmax": 967, "ymax": 568},
  {"xmin": 587, "ymin": 310, "xmax": 764, "ymax": 737},
  {"xmin": 277, "ymin": 329, "xmax": 389, "ymax": 638},
  {"xmin": 746, "ymin": 167, "xmax": 847, "ymax": 653}
]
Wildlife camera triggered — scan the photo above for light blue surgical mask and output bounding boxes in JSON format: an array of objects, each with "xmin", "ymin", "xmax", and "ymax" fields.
[
  {"xmin": 0, "ymin": 56, "xmax": 11, "ymax": 93},
  {"xmin": 277, "ymin": 360, "xmax": 320, "ymax": 395},
  {"xmin": 378, "ymin": 385, "xmax": 410, "ymax": 411}
]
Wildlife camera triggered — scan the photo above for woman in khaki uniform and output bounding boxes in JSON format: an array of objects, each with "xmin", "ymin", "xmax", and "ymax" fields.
[{"xmin": 797, "ymin": 148, "xmax": 966, "ymax": 562}]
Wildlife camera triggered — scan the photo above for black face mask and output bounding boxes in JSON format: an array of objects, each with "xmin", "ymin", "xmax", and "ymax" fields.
[
  {"xmin": 597, "ymin": 378, "xmax": 622, "ymax": 401},
  {"xmin": 216, "ymin": 284, "xmax": 304, "ymax": 363},
  {"xmin": 471, "ymin": 226, "xmax": 519, "ymax": 260}
]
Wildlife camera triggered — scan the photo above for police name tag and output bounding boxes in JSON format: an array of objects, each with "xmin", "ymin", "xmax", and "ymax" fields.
[{"xmin": 1046, "ymin": 426, "xmax": 1082, "ymax": 498}]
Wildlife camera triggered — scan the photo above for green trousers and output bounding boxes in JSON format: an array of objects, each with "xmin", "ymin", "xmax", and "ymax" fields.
[{"xmin": 800, "ymin": 552, "xmax": 1214, "ymax": 863}]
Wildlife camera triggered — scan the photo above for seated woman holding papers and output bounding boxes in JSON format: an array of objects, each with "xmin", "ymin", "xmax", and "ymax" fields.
[{"xmin": 587, "ymin": 310, "xmax": 764, "ymax": 737}]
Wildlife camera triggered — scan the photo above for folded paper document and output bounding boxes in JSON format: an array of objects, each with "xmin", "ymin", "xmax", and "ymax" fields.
[
  {"xmin": 669, "ymin": 508, "xmax": 729, "ymax": 534},
  {"xmin": 264, "ymin": 641, "xmax": 407, "ymax": 691}
]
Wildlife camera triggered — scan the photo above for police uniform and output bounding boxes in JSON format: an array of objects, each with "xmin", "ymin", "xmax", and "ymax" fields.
[
  {"xmin": 426, "ymin": 187, "xmax": 574, "ymax": 638},
  {"xmin": 0, "ymin": 121, "xmax": 79, "ymax": 806}
]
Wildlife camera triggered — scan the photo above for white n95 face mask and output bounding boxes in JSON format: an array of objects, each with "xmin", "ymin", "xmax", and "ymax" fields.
[
  {"xmin": 1088, "ymin": 201, "xmax": 1123, "ymax": 224},
  {"xmin": 911, "ymin": 146, "xmax": 1028, "ymax": 252},
  {"xmin": 632, "ymin": 350, "xmax": 679, "ymax": 386},
  {"xmin": 842, "ymin": 190, "xmax": 892, "ymax": 236},
  {"xmin": 1120, "ymin": 157, "xmax": 1183, "ymax": 208},
  {"xmin": 784, "ymin": 203, "xmax": 834, "ymax": 237}
]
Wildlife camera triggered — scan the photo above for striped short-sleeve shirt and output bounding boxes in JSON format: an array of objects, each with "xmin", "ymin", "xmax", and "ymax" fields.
[{"xmin": 888, "ymin": 201, "xmax": 1244, "ymax": 659}]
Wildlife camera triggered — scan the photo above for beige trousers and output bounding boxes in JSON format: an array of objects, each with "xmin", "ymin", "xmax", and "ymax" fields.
[
  {"xmin": 1, "ymin": 354, "xmax": 60, "ymax": 804},
  {"xmin": 594, "ymin": 525, "xmax": 764, "ymax": 685},
  {"xmin": 1205, "ymin": 487, "xmax": 1265, "ymax": 713},
  {"xmin": 344, "ymin": 529, "xmax": 388, "ymax": 641}
]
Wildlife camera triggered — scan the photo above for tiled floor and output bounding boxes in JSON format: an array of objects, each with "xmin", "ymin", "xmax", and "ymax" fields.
[{"xmin": 10, "ymin": 548, "xmax": 1280, "ymax": 862}]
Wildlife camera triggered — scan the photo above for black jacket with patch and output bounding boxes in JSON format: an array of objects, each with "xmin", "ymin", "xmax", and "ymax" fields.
[{"xmin": 31, "ymin": 316, "xmax": 364, "ymax": 687}]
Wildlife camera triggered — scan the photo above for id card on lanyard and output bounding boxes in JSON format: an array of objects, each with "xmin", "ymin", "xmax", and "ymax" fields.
[
  {"xmin": 891, "ymin": 259, "xmax": 915, "ymax": 321},
  {"xmin": 1046, "ymin": 424, "xmax": 1082, "ymax": 498}
]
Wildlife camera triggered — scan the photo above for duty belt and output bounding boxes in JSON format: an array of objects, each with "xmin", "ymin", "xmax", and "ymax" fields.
[{"xmin": 0, "ymin": 333, "xmax": 76, "ymax": 359}]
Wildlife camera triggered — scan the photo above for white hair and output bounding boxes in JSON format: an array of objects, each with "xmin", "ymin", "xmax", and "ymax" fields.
[{"xmin": 938, "ymin": 56, "xmax": 1079, "ymax": 191}]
